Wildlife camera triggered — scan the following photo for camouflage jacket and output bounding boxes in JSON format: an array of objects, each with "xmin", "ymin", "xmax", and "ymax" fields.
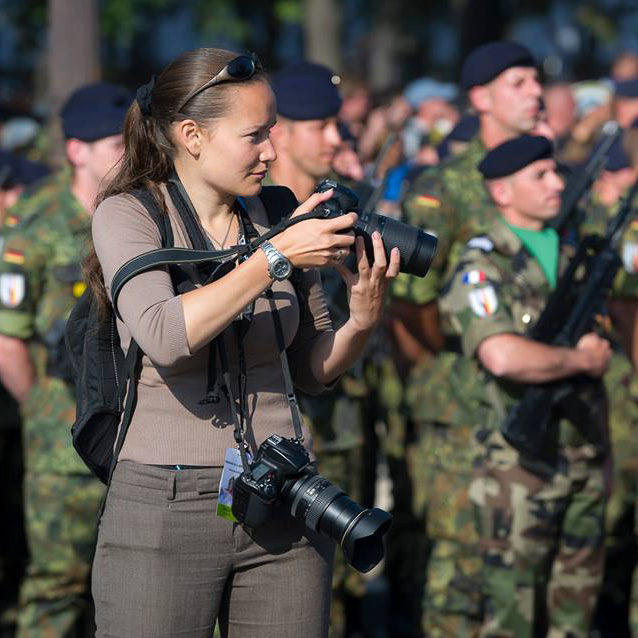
[
  {"xmin": 0, "ymin": 174, "xmax": 91, "ymax": 474},
  {"xmin": 391, "ymin": 136, "xmax": 497, "ymax": 305},
  {"xmin": 1, "ymin": 168, "xmax": 71, "ymax": 231},
  {"xmin": 580, "ymin": 192, "xmax": 638, "ymax": 300},
  {"xmin": 409, "ymin": 216, "xmax": 606, "ymax": 448}
]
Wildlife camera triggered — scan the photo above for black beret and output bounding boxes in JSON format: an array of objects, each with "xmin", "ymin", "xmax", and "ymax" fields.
[
  {"xmin": 478, "ymin": 135, "xmax": 554, "ymax": 179},
  {"xmin": 615, "ymin": 77, "xmax": 638, "ymax": 99},
  {"xmin": 461, "ymin": 41, "xmax": 535, "ymax": 90},
  {"xmin": 0, "ymin": 151, "xmax": 49, "ymax": 189},
  {"xmin": 271, "ymin": 61, "xmax": 342, "ymax": 120},
  {"xmin": 602, "ymin": 136, "xmax": 631, "ymax": 172},
  {"xmin": 61, "ymin": 82, "xmax": 132, "ymax": 141}
]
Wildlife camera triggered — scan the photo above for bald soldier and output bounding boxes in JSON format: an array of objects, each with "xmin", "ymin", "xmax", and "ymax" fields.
[
  {"xmin": 433, "ymin": 135, "xmax": 610, "ymax": 637},
  {"xmin": 388, "ymin": 41, "xmax": 543, "ymax": 637}
]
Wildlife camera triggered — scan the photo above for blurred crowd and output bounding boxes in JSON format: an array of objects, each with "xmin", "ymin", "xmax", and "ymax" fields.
[{"xmin": 3, "ymin": 40, "xmax": 638, "ymax": 638}]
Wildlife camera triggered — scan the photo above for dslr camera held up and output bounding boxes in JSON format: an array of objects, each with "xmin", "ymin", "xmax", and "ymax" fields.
[
  {"xmin": 315, "ymin": 179, "xmax": 437, "ymax": 278},
  {"xmin": 232, "ymin": 434, "xmax": 392, "ymax": 573}
]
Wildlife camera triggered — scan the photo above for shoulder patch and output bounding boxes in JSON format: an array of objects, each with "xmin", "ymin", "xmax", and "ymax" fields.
[
  {"xmin": 468, "ymin": 285, "xmax": 498, "ymax": 317},
  {"xmin": 462, "ymin": 270, "xmax": 487, "ymax": 284},
  {"xmin": 467, "ymin": 236, "xmax": 494, "ymax": 253},
  {"xmin": 622, "ymin": 242, "xmax": 638, "ymax": 274},
  {"xmin": 4, "ymin": 213, "xmax": 20, "ymax": 228},
  {"xmin": 414, "ymin": 194, "xmax": 440, "ymax": 208},
  {"xmin": 0, "ymin": 273, "xmax": 25, "ymax": 308},
  {"xmin": 3, "ymin": 248, "xmax": 25, "ymax": 265}
]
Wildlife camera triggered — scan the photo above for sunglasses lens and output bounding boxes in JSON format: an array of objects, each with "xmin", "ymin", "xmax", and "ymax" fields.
[{"xmin": 228, "ymin": 56, "xmax": 256, "ymax": 80}]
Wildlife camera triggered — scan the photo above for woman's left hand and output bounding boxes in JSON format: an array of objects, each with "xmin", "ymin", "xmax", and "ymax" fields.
[{"xmin": 335, "ymin": 232, "xmax": 401, "ymax": 333}]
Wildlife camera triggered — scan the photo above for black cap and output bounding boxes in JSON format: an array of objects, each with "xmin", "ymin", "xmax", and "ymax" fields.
[
  {"xmin": 478, "ymin": 135, "xmax": 554, "ymax": 179},
  {"xmin": 61, "ymin": 82, "xmax": 132, "ymax": 141},
  {"xmin": 461, "ymin": 41, "xmax": 535, "ymax": 90},
  {"xmin": 615, "ymin": 77, "xmax": 638, "ymax": 99},
  {"xmin": 271, "ymin": 61, "xmax": 342, "ymax": 120},
  {"xmin": 0, "ymin": 151, "xmax": 50, "ymax": 189}
]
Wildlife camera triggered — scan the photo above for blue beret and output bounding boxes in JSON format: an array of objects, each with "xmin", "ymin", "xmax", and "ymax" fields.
[
  {"xmin": 478, "ymin": 135, "xmax": 553, "ymax": 179},
  {"xmin": 403, "ymin": 77, "xmax": 458, "ymax": 108},
  {"xmin": 61, "ymin": 83, "xmax": 132, "ymax": 141},
  {"xmin": 615, "ymin": 77, "xmax": 638, "ymax": 98},
  {"xmin": 271, "ymin": 62, "xmax": 342, "ymax": 120},
  {"xmin": 0, "ymin": 151, "xmax": 49, "ymax": 188},
  {"xmin": 461, "ymin": 41, "xmax": 535, "ymax": 90}
]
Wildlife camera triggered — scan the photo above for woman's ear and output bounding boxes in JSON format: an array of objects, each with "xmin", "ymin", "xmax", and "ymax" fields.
[{"xmin": 174, "ymin": 119, "xmax": 203, "ymax": 157}]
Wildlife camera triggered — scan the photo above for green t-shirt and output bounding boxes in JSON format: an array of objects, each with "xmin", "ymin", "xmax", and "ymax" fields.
[{"xmin": 506, "ymin": 223, "xmax": 559, "ymax": 289}]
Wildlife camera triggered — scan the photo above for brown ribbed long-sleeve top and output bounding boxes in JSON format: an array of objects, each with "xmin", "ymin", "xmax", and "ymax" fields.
[{"xmin": 92, "ymin": 185, "xmax": 333, "ymax": 466}]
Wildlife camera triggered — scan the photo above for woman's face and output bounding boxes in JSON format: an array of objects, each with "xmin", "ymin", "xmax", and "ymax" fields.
[{"xmin": 195, "ymin": 80, "xmax": 277, "ymax": 198}]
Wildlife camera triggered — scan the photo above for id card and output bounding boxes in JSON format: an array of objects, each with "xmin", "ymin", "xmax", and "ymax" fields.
[{"xmin": 217, "ymin": 448, "xmax": 245, "ymax": 522}]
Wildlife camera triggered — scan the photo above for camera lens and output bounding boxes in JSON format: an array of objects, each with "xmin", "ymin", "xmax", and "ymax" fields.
[
  {"xmin": 286, "ymin": 473, "xmax": 392, "ymax": 573},
  {"xmin": 356, "ymin": 212, "xmax": 437, "ymax": 278}
]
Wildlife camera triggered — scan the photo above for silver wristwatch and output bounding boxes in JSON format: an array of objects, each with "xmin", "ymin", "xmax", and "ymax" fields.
[{"xmin": 260, "ymin": 241, "xmax": 293, "ymax": 281}]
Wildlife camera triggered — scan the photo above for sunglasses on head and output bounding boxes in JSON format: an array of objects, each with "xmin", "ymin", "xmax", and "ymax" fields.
[{"xmin": 178, "ymin": 53, "xmax": 263, "ymax": 113}]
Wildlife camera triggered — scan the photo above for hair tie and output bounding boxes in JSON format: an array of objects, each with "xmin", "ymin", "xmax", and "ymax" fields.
[{"xmin": 136, "ymin": 75, "xmax": 157, "ymax": 117}]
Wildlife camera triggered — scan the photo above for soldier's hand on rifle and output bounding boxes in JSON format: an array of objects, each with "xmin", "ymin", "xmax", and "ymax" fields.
[{"xmin": 575, "ymin": 332, "xmax": 612, "ymax": 378}]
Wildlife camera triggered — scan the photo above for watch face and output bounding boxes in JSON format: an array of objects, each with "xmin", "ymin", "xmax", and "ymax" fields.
[{"xmin": 273, "ymin": 257, "xmax": 292, "ymax": 280}]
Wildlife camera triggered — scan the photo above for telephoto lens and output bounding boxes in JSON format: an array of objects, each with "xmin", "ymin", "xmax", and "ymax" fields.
[
  {"xmin": 284, "ymin": 473, "xmax": 392, "ymax": 573},
  {"xmin": 314, "ymin": 179, "xmax": 438, "ymax": 278},
  {"xmin": 232, "ymin": 435, "xmax": 392, "ymax": 573}
]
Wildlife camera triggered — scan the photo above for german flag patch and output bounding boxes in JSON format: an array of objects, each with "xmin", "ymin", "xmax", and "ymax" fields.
[
  {"xmin": 4, "ymin": 213, "xmax": 20, "ymax": 227},
  {"xmin": 3, "ymin": 249, "xmax": 25, "ymax": 265},
  {"xmin": 415, "ymin": 194, "xmax": 441, "ymax": 208}
]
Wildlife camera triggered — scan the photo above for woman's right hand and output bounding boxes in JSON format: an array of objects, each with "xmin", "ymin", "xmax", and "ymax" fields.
[{"xmin": 270, "ymin": 189, "xmax": 358, "ymax": 269}]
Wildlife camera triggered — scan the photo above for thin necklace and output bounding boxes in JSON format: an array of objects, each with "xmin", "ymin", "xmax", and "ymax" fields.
[{"xmin": 205, "ymin": 206, "xmax": 236, "ymax": 249}]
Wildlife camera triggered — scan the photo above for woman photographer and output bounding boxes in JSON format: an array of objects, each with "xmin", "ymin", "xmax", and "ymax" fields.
[{"xmin": 87, "ymin": 47, "xmax": 399, "ymax": 638}]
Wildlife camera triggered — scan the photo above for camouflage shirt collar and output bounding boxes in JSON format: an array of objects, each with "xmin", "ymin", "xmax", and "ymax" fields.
[
  {"xmin": 58, "ymin": 180, "xmax": 92, "ymax": 233},
  {"xmin": 487, "ymin": 216, "xmax": 525, "ymax": 256},
  {"xmin": 466, "ymin": 135, "xmax": 487, "ymax": 164}
]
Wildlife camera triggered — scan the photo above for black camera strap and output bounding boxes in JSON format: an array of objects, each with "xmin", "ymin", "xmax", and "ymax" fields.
[{"xmin": 265, "ymin": 288, "xmax": 305, "ymax": 442}]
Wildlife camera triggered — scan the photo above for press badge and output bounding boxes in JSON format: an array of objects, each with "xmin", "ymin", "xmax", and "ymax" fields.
[{"xmin": 217, "ymin": 448, "xmax": 246, "ymax": 522}]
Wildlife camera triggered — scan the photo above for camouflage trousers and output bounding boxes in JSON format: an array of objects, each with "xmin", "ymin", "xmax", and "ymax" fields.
[
  {"xmin": 470, "ymin": 429, "xmax": 606, "ymax": 638},
  {"xmin": 407, "ymin": 422, "xmax": 483, "ymax": 638},
  {"xmin": 16, "ymin": 472, "xmax": 105, "ymax": 638},
  {"xmin": 592, "ymin": 354, "xmax": 638, "ymax": 638}
]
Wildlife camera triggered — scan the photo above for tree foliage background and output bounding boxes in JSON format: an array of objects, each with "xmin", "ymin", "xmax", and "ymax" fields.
[{"xmin": 1, "ymin": 0, "xmax": 638, "ymax": 114}]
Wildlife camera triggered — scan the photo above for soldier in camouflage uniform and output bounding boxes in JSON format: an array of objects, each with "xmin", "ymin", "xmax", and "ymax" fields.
[
  {"xmin": 438, "ymin": 135, "xmax": 610, "ymax": 637},
  {"xmin": 578, "ymin": 136, "xmax": 638, "ymax": 637},
  {"xmin": 0, "ymin": 151, "xmax": 50, "ymax": 636},
  {"xmin": 265, "ymin": 61, "xmax": 368, "ymax": 637},
  {"xmin": 388, "ymin": 42, "xmax": 543, "ymax": 637},
  {"xmin": 0, "ymin": 83, "xmax": 129, "ymax": 638}
]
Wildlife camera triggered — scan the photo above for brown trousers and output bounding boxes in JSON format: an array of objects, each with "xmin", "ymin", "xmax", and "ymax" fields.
[{"xmin": 92, "ymin": 461, "xmax": 334, "ymax": 637}]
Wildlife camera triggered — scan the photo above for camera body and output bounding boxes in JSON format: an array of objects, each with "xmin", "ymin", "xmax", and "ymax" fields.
[
  {"xmin": 313, "ymin": 179, "xmax": 437, "ymax": 278},
  {"xmin": 232, "ymin": 434, "xmax": 311, "ymax": 528},
  {"xmin": 232, "ymin": 433, "xmax": 392, "ymax": 573}
]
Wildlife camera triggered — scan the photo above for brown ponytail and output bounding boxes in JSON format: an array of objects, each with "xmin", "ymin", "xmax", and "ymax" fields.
[{"xmin": 86, "ymin": 47, "xmax": 267, "ymax": 317}]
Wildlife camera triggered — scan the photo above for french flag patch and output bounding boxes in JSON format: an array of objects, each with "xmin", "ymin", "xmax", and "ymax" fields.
[{"xmin": 462, "ymin": 270, "xmax": 487, "ymax": 284}]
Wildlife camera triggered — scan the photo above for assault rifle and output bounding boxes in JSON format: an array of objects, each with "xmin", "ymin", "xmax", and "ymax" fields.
[
  {"xmin": 550, "ymin": 120, "xmax": 620, "ymax": 235},
  {"xmin": 500, "ymin": 172, "xmax": 638, "ymax": 465}
]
